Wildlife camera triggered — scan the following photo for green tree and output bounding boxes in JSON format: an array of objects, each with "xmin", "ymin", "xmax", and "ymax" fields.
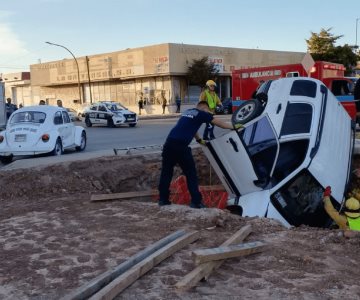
[
  {"xmin": 306, "ymin": 28, "xmax": 359, "ymax": 75},
  {"xmin": 186, "ymin": 56, "xmax": 219, "ymax": 87}
]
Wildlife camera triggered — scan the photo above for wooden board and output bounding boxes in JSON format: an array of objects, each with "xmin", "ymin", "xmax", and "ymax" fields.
[
  {"xmin": 60, "ymin": 230, "xmax": 187, "ymax": 300},
  {"xmin": 193, "ymin": 241, "xmax": 266, "ymax": 265},
  {"xmin": 91, "ymin": 190, "xmax": 156, "ymax": 202},
  {"xmin": 91, "ymin": 185, "xmax": 225, "ymax": 202},
  {"xmin": 89, "ymin": 231, "xmax": 200, "ymax": 300},
  {"xmin": 175, "ymin": 224, "xmax": 252, "ymax": 290}
]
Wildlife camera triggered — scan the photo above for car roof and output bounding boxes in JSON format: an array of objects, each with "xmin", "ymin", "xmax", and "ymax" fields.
[{"xmin": 15, "ymin": 105, "xmax": 67, "ymax": 113}]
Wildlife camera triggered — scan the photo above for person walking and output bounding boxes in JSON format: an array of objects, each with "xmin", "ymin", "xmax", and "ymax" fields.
[
  {"xmin": 323, "ymin": 186, "xmax": 360, "ymax": 231},
  {"xmin": 199, "ymin": 80, "xmax": 222, "ymax": 140},
  {"xmin": 158, "ymin": 101, "xmax": 243, "ymax": 208}
]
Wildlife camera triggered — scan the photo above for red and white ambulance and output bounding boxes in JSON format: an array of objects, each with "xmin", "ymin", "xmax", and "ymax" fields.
[{"xmin": 231, "ymin": 61, "xmax": 357, "ymax": 120}]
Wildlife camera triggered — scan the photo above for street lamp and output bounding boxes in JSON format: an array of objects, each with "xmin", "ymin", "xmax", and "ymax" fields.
[
  {"xmin": 356, "ymin": 18, "xmax": 360, "ymax": 48},
  {"xmin": 45, "ymin": 41, "xmax": 82, "ymax": 104}
]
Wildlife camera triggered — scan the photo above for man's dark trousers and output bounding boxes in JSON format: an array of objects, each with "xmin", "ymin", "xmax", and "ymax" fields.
[{"xmin": 158, "ymin": 139, "xmax": 202, "ymax": 205}]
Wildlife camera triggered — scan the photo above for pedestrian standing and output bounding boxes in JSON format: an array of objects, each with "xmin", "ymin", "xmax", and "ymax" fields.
[
  {"xmin": 199, "ymin": 80, "xmax": 222, "ymax": 140},
  {"xmin": 5, "ymin": 98, "xmax": 17, "ymax": 119},
  {"xmin": 175, "ymin": 95, "xmax": 181, "ymax": 113},
  {"xmin": 138, "ymin": 93, "xmax": 144, "ymax": 115},
  {"xmin": 158, "ymin": 101, "xmax": 243, "ymax": 208},
  {"xmin": 161, "ymin": 91, "xmax": 167, "ymax": 114},
  {"xmin": 57, "ymin": 99, "xmax": 63, "ymax": 107}
]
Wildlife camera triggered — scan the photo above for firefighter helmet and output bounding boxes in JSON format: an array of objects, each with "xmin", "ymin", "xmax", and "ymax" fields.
[
  {"xmin": 344, "ymin": 197, "xmax": 360, "ymax": 218},
  {"xmin": 206, "ymin": 80, "xmax": 216, "ymax": 87}
]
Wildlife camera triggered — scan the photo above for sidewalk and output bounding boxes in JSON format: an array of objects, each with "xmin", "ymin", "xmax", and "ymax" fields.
[{"xmin": 138, "ymin": 113, "xmax": 181, "ymax": 120}]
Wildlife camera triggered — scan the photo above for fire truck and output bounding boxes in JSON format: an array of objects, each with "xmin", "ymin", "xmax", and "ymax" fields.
[{"xmin": 231, "ymin": 61, "xmax": 357, "ymax": 120}]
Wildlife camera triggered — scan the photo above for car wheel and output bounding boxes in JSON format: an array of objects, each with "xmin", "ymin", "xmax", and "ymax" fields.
[
  {"xmin": 52, "ymin": 138, "xmax": 63, "ymax": 156},
  {"xmin": 226, "ymin": 205, "xmax": 243, "ymax": 216},
  {"xmin": 129, "ymin": 123, "xmax": 137, "ymax": 127},
  {"xmin": 76, "ymin": 131, "xmax": 87, "ymax": 151},
  {"xmin": 85, "ymin": 117, "xmax": 92, "ymax": 127},
  {"xmin": 107, "ymin": 118, "xmax": 115, "ymax": 128},
  {"xmin": 231, "ymin": 99, "xmax": 263, "ymax": 125},
  {"xmin": 0, "ymin": 155, "xmax": 13, "ymax": 164}
]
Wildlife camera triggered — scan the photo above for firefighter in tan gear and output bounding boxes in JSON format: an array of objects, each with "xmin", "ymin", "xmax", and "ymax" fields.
[
  {"xmin": 199, "ymin": 80, "xmax": 222, "ymax": 140},
  {"xmin": 323, "ymin": 186, "xmax": 360, "ymax": 231}
]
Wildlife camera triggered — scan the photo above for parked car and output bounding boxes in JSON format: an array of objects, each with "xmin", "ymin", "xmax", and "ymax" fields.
[
  {"xmin": 202, "ymin": 77, "xmax": 354, "ymax": 228},
  {"xmin": 0, "ymin": 106, "xmax": 87, "ymax": 163},
  {"xmin": 84, "ymin": 101, "xmax": 138, "ymax": 128},
  {"xmin": 66, "ymin": 108, "xmax": 79, "ymax": 122},
  {"xmin": 215, "ymin": 98, "xmax": 233, "ymax": 114}
]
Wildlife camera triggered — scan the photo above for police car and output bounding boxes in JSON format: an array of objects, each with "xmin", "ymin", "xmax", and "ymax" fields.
[{"xmin": 84, "ymin": 101, "xmax": 138, "ymax": 128}]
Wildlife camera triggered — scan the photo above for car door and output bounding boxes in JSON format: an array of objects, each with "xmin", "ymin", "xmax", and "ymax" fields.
[
  {"xmin": 97, "ymin": 104, "xmax": 109, "ymax": 125},
  {"xmin": 203, "ymin": 114, "xmax": 279, "ymax": 197},
  {"xmin": 61, "ymin": 111, "xmax": 75, "ymax": 148},
  {"xmin": 87, "ymin": 104, "xmax": 98, "ymax": 124}
]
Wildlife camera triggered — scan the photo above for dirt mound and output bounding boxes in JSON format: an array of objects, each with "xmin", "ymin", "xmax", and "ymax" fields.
[{"xmin": 0, "ymin": 153, "xmax": 360, "ymax": 299}]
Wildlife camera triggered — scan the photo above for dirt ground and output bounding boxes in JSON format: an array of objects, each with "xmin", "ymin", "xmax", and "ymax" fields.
[{"xmin": 1, "ymin": 150, "xmax": 360, "ymax": 300}]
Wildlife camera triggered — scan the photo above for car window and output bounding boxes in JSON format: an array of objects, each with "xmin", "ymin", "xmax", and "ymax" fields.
[
  {"xmin": 331, "ymin": 80, "xmax": 351, "ymax": 96},
  {"xmin": 10, "ymin": 111, "xmax": 46, "ymax": 124},
  {"xmin": 272, "ymin": 139, "xmax": 309, "ymax": 184},
  {"xmin": 280, "ymin": 103, "xmax": 313, "ymax": 136},
  {"xmin": 239, "ymin": 116, "xmax": 278, "ymax": 180},
  {"xmin": 290, "ymin": 80, "xmax": 317, "ymax": 98},
  {"xmin": 270, "ymin": 170, "xmax": 333, "ymax": 227},
  {"xmin": 62, "ymin": 111, "xmax": 71, "ymax": 123},
  {"xmin": 90, "ymin": 105, "xmax": 97, "ymax": 111},
  {"xmin": 98, "ymin": 105, "xmax": 107, "ymax": 112},
  {"xmin": 54, "ymin": 111, "xmax": 64, "ymax": 125}
]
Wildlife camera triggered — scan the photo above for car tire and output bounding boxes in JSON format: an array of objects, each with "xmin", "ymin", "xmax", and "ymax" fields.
[
  {"xmin": 107, "ymin": 118, "xmax": 115, "ymax": 128},
  {"xmin": 226, "ymin": 205, "xmax": 243, "ymax": 216},
  {"xmin": 85, "ymin": 116, "xmax": 92, "ymax": 127},
  {"xmin": 231, "ymin": 99, "xmax": 263, "ymax": 125},
  {"xmin": 52, "ymin": 138, "xmax": 63, "ymax": 156},
  {"xmin": 129, "ymin": 123, "xmax": 137, "ymax": 127},
  {"xmin": 0, "ymin": 155, "xmax": 13, "ymax": 164},
  {"xmin": 76, "ymin": 131, "xmax": 87, "ymax": 151}
]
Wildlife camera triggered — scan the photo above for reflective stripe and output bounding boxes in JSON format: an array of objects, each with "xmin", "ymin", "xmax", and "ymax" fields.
[{"xmin": 347, "ymin": 217, "xmax": 360, "ymax": 231}]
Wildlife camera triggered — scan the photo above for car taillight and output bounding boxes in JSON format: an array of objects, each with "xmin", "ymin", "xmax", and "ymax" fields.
[
  {"xmin": 42, "ymin": 134, "xmax": 50, "ymax": 142},
  {"xmin": 0, "ymin": 135, "xmax": 3, "ymax": 143}
]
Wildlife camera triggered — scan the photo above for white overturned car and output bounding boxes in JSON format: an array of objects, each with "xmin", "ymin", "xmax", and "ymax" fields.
[
  {"xmin": 203, "ymin": 77, "xmax": 354, "ymax": 228},
  {"xmin": 84, "ymin": 101, "xmax": 138, "ymax": 128},
  {"xmin": 0, "ymin": 106, "xmax": 86, "ymax": 163}
]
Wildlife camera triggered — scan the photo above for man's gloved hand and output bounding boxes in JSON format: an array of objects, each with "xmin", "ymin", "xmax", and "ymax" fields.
[
  {"xmin": 323, "ymin": 186, "xmax": 331, "ymax": 198},
  {"xmin": 196, "ymin": 138, "xmax": 206, "ymax": 145},
  {"xmin": 233, "ymin": 123, "xmax": 244, "ymax": 130}
]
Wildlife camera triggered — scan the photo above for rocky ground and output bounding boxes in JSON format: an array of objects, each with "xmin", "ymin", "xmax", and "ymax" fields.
[{"xmin": 1, "ymin": 150, "xmax": 360, "ymax": 300}]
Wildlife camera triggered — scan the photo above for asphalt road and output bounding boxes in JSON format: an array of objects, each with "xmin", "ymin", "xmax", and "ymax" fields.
[{"xmin": 1, "ymin": 115, "xmax": 232, "ymax": 170}]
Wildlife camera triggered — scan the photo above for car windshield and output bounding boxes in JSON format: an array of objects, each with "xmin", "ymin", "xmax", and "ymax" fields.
[
  {"xmin": 104, "ymin": 103, "xmax": 126, "ymax": 111},
  {"xmin": 10, "ymin": 111, "xmax": 46, "ymax": 124}
]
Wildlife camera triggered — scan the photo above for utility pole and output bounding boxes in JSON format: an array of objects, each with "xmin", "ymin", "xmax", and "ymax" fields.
[{"xmin": 85, "ymin": 56, "xmax": 93, "ymax": 104}]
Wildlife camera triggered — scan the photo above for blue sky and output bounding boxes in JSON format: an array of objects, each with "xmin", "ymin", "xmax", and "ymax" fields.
[{"xmin": 1, "ymin": 0, "xmax": 360, "ymax": 74}]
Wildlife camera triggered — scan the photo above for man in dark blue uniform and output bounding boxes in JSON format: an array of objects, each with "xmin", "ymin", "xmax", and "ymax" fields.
[{"xmin": 158, "ymin": 101, "xmax": 242, "ymax": 208}]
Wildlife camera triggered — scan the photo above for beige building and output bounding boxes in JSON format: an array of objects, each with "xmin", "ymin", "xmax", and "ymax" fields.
[
  {"xmin": 1, "ymin": 72, "xmax": 31, "ymax": 107},
  {"xmin": 28, "ymin": 43, "xmax": 305, "ymax": 114}
]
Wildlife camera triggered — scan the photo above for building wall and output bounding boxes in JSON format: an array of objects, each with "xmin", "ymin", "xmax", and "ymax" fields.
[{"xmin": 29, "ymin": 43, "xmax": 305, "ymax": 114}]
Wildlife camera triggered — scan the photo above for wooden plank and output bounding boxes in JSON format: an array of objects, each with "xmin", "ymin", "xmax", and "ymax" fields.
[
  {"xmin": 175, "ymin": 224, "xmax": 252, "ymax": 290},
  {"xmin": 89, "ymin": 231, "xmax": 200, "ymax": 300},
  {"xmin": 193, "ymin": 241, "xmax": 266, "ymax": 265},
  {"xmin": 60, "ymin": 229, "xmax": 187, "ymax": 300},
  {"xmin": 91, "ymin": 190, "xmax": 156, "ymax": 202},
  {"xmin": 91, "ymin": 185, "xmax": 225, "ymax": 202}
]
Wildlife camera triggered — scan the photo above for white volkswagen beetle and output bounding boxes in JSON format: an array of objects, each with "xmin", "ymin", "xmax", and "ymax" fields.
[{"xmin": 0, "ymin": 105, "xmax": 86, "ymax": 163}]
